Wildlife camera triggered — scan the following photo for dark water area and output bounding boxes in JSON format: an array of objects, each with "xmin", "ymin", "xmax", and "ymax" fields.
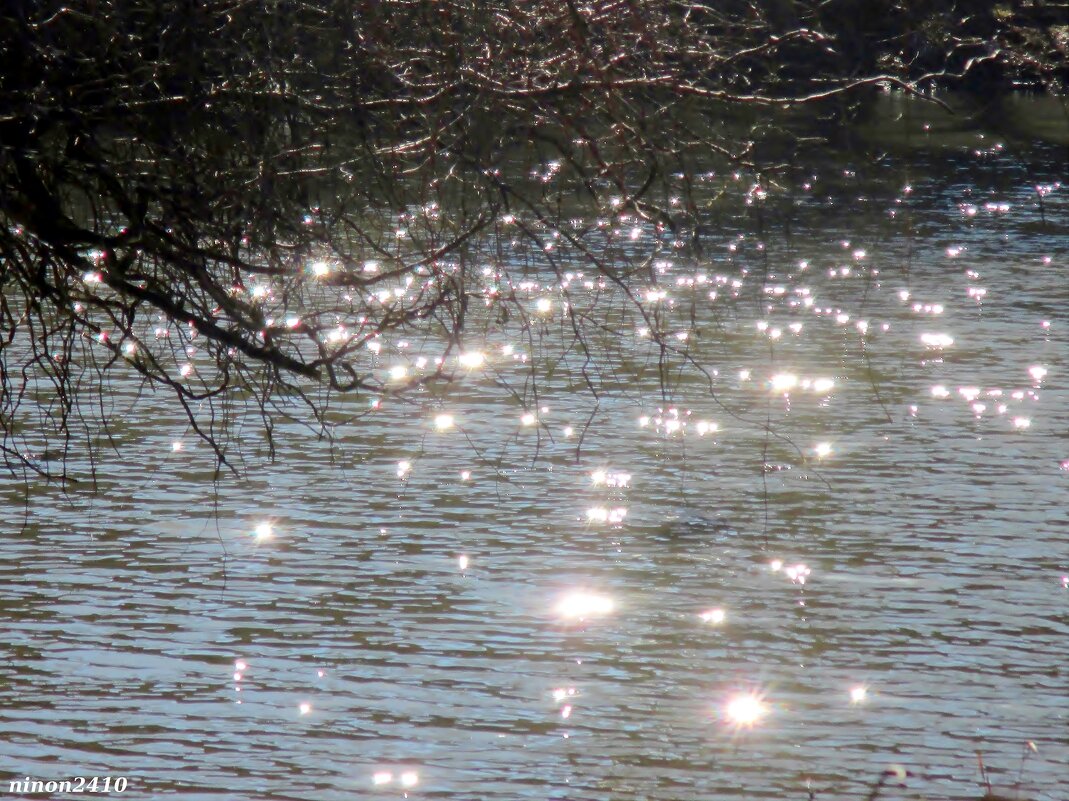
[{"xmin": 2, "ymin": 94, "xmax": 1067, "ymax": 800}]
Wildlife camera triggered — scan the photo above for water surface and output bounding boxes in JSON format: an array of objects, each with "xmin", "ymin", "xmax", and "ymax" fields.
[{"xmin": 2, "ymin": 95, "xmax": 1067, "ymax": 800}]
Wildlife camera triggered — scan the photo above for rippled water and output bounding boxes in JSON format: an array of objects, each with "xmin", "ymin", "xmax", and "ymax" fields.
[{"xmin": 3, "ymin": 97, "xmax": 1068, "ymax": 799}]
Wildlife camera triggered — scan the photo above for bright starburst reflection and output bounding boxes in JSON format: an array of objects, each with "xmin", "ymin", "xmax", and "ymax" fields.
[
  {"xmin": 372, "ymin": 772, "xmax": 393, "ymax": 786},
  {"xmin": 399, "ymin": 771, "xmax": 419, "ymax": 788},
  {"xmin": 814, "ymin": 442, "xmax": 832, "ymax": 458},
  {"xmin": 298, "ymin": 702, "xmax": 311, "ymax": 715},
  {"xmin": 555, "ymin": 591, "xmax": 614, "ymax": 621},
  {"xmin": 253, "ymin": 522, "xmax": 273, "ymax": 541},
  {"xmin": 434, "ymin": 413, "xmax": 454, "ymax": 431},
  {"xmin": 850, "ymin": 685, "xmax": 868, "ymax": 704},
  {"xmin": 724, "ymin": 693, "xmax": 767, "ymax": 726}
]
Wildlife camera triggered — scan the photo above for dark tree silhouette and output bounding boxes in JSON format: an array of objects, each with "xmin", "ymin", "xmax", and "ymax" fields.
[{"xmin": 1, "ymin": 0, "xmax": 1063, "ymax": 478}]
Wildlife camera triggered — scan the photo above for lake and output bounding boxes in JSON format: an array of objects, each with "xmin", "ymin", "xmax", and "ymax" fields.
[{"xmin": 2, "ymin": 94, "xmax": 1067, "ymax": 800}]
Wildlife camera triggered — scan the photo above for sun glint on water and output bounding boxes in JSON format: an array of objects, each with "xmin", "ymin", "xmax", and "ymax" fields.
[
  {"xmin": 555, "ymin": 591, "xmax": 614, "ymax": 620},
  {"xmin": 724, "ymin": 693, "xmax": 766, "ymax": 726}
]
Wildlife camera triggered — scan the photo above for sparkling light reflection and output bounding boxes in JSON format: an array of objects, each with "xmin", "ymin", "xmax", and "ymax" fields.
[
  {"xmin": 724, "ymin": 693, "xmax": 767, "ymax": 726},
  {"xmin": 458, "ymin": 351, "xmax": 485, "ymax": 369},
  {"xmin": 699, "ymin": 608, "xmax": 726, "ymax": 624},
  {"xmin": 920, "ymin": 333, "xmax": 954, "ymax": 348},
  {"xmin": 555, "ymin": 592, "xmax": 614, "ymax": 620},
  {"xmin": 771, "ymin": 373, "xmax": 798, "ymax": 392},
  {"xmin": 591, "ymin": 470, "xmax": 631, "ymax": 487},
  {"xmin": 785, "ymin": 563, "xmax": 811, "ymax": 584},
  {"xmin": 587, "ymin": 506, "xmax": 628, "ymax": 524}
]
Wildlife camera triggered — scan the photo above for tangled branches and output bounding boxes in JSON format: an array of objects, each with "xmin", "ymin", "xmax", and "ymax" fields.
[{"xmin": 0, "ymin": 0, "xmax": 1058, "ymax": 479}]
